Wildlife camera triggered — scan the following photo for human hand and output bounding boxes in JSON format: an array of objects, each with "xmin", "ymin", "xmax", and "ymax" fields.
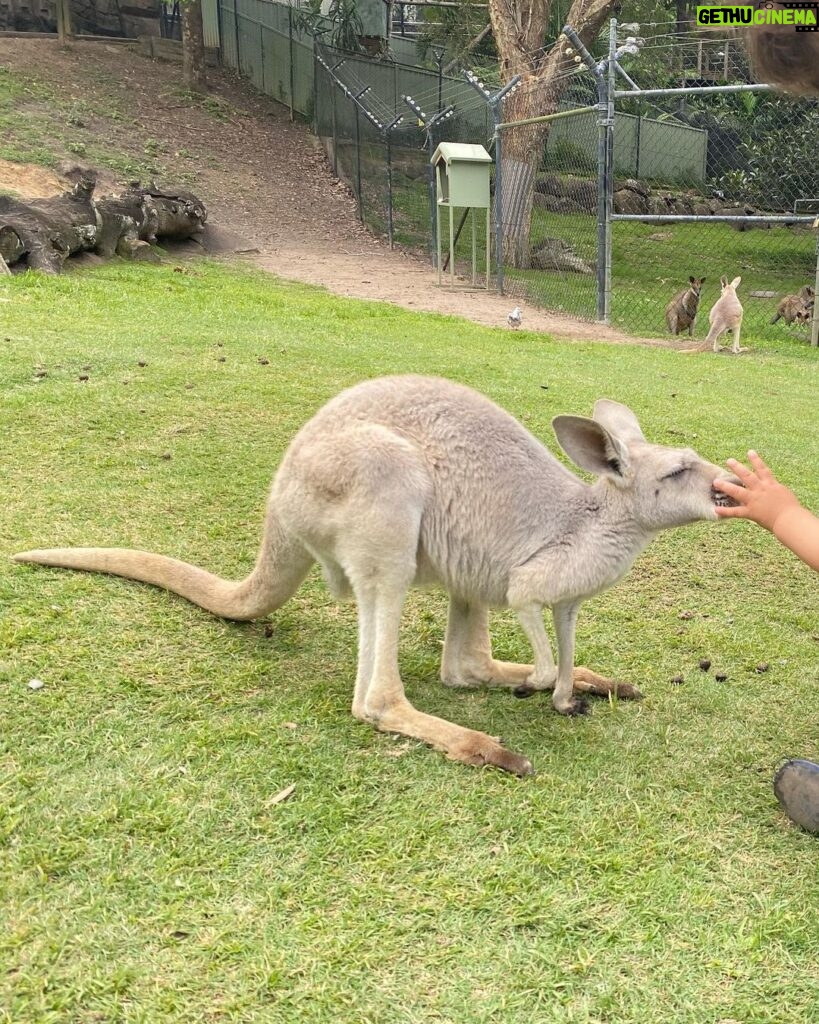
[{"xmin": 713, "ymin": 451, "xmax": 803, "ymax": 532}]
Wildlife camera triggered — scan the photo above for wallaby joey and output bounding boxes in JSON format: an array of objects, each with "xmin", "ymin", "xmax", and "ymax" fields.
[{"xmin": 14, "ymin": 376, "xmax": 740, "ymax": 776}]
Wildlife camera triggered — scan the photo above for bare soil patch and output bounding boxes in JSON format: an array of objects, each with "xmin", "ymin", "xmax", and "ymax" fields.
[{"xmin": 0, "ymin": 37, "xmax": 670, "ymax": 344}]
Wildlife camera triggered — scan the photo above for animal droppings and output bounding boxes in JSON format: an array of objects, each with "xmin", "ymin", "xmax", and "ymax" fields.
[
  {"xmin": 715, "ymin": 672, "xmax": 728, "ymax": 682},
  {"xmin": 756, "ymin": 662, "xmax": 770, "ymax": 673},
  {"xmin": 699, "ymin": 658, "xmax": 711, "ymax": 671},
  {"xmin": 671, "ymin": 674, "xmax": 685, "ymax": 686}
]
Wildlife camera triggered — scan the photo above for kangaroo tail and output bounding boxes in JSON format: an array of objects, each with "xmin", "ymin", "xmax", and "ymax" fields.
[{"xmin": 13, "ymin": 510, "xmax": 314, "ymax": 621}]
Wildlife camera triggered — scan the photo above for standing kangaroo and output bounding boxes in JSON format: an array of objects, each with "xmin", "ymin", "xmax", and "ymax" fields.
[
  {"xmin": 14, "ymin": 376, "xmax": 738, "ymax": 776},
  {"xmin": 665, "ymin": 276, "xmax": 705, "ymax": 336},
  {"xmin": 704, "ymin": 276, "xmax": 745, "ymax": 353}
]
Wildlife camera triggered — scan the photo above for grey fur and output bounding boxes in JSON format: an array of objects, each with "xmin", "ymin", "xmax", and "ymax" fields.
[{"xmin": 14, "ymin": 375, "xmax": 738, "ymax": 775}]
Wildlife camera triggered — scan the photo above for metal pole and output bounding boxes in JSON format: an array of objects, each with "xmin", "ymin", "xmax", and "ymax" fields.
[
  {"xmin": 812, "ymin": 224, "xmax": 819, "ymax": 348},
  {"xmin": 386, "ymin": 130, "xmax": 394, "ymax": 249},
  {"xmin": 603, "ymin": 18, "xmax": 616, "ymax": 324},
  {"xmin": 260, "ymin": 21, "xmax": 266, "ymax": 96},
  {"xmin": 354, "ymin": 103, "xmax": 363, "ymax": 222},
  {"xmin": 234, "ymin": 0, "xmax": 240, "ymax": 71},
  {"xmin": 331, "ymin": 72, "xmax": 338, "ymax": 176},
  {"xmin": 493, "ymin": 121, "xmax": 504, "ymax": 294},
  {"xmin": 612, "ymin": 214, "xmax": 816, "ymax": 223},
  {"xmin": 427, "ymin": 129, "xmax": 438, "ymax": 268},
  {"xmin": 495, "ymin": 105, "xmax": 597, "ymax": 131},
  {"xmin": 614, "ymin": 83, "xmax": 771, "ymax": 100},
  {"xmin": 288, "ymin": 5, "xmax": 295, "ymax": 120},
  {"xmin": 594, "ymin": 56, "xmax": 608, "ymax": 321}
]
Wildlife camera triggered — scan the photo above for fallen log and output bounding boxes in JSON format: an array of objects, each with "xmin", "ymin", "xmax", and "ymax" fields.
[{"xmin": 0, "ymin": 173, "xmax": 207, "ymax": 272}]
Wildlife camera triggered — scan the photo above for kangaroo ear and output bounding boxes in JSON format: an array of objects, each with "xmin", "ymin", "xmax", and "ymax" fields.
[
  {"xmin": 689, "ymin": 276, "xmax": 696, "ymax": 285},
  {"xmin": 730, "ymin": 276, "xmax": 741, "ymax": 289},
  {"xmin": 720, "ymin": 276, "xmax": 728, "ymax": 288},
  {"xmin": 591, "ymin": 398, "xmax": 645, "ymax": 443},
  {"xmin": 552, "ymin": 416, "xmax": 632, "ymax": 482}
]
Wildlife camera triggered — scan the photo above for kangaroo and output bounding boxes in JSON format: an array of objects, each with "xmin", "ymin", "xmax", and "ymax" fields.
[
  {"xmin": 703, "ymin": 276, "xmax": 745, "ymax": 354},
  {"xmin": 665, "ymin": 276, "xmax": 705, "ymax": 336},
  {"xmin": 14, "ymin": 376, "xmax": 739, "ymax": 776},
  {"xmin": 771, "ymin": 286, "xmax": 814, "ymax": 326}
]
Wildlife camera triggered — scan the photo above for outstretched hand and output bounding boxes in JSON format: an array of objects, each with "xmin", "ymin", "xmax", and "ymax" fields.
[
  {"xmin": 714, "ymin": 451, "xmax": 819, "ymax": 573},
  {"xmin": 713, "ymin": 451, "xmax": 802, "ymax": 531}
]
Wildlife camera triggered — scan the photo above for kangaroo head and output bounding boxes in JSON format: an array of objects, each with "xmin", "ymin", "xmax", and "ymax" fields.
[
  {"xmin": 799, "ymin": 285, "xmax": 815, "ymax": 302},
  {"xmin": 552, "ymin": 399, "xmax": 738, "ymax": 530},
  {"xmin": 688, "ymin": 276, "xmax": 705, "ymax": 295},
  {"xmin": 720, "ymin": 276, "xmax": 741, "ymax": 293}
]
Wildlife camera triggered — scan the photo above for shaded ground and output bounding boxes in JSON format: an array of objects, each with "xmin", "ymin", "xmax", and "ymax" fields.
[{"xmin": 0, "ymin": 36, "xmax": 667, "ymax": 344}]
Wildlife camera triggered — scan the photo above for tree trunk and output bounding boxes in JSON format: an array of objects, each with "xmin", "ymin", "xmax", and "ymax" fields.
[
  {"xmin": 181, "ymin": 0, "xmax": 207, "ymax": 94},
  {"xmin": 487, "ymin": 0, "xmax": 617, "ymax": 267}
]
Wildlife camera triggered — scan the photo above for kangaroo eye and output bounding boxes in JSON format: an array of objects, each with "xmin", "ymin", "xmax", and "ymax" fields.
[{"xmin": 664, "ymin": 466, "xmax": 688, "ymax": 480}]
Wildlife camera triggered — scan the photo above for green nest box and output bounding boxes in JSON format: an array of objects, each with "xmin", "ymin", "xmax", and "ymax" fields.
[
  {"xmin": 431, "ymin": 142, "xmax": 493, "ymax": 209},
  {"xmin": 430, "ymin": 142, "xmax": 493, "ymax": 290}
]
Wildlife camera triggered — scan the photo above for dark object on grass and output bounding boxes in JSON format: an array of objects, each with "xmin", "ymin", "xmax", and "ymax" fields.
[
  {"xmin": 756, "ymin": 662, "xmax": 770, "ymax": 673},
  {"xmin": 671, "ymin": 673, "xmax": 685, "ymax": 686},
  {"xmin": 714, "ymin": 672, "xmax": 727, "ymax": 682},
  {"xmin": 699, "ymin": 658, "xmax": 711, "ymax": 671},
  {"xmin": 773, "ymin": 759, "xmax": 819, "ymax": 833},
  {"xmin": 0, "ymin": 174, "xmax": 207, "ymax": 273}
]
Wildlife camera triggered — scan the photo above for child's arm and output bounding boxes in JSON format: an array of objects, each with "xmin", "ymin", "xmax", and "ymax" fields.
[{"xmin": 714, "ymin": 451, "xmax": 819, "ymax": 572}]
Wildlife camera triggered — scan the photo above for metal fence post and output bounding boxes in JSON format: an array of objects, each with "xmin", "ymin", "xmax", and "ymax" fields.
[
  {"xmin": 603, "ymin": 18, "xmax": 616, "ymax": 324},
  {"xmin": 812, "ymin": 223, "xmax": 819, "ymax": 347},
  {"xmin": 234, "ymin": 0, "xmax": 240, "ymax": 72},
  {"xmin": 493, "ymin": 120, "xmax": 504, "ymax": 295},
  {"xmin": 595, "ymin": 55, "xmax": 608, "ymax": 321},
  {"xmin": 288, "ymin": 5, "xmax": 295, "ymax": 120},
  {"xmin": 354, "ymin": 102, "xmax": 363, "ymax": 222}
]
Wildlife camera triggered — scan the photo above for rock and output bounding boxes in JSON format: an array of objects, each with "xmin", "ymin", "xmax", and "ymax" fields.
[
  {"xmin": 530, "ymin": 237, "xmax": 594, "ymax": 275},
  {"xmin": 614, "ymin": 189, "xmax": 648, "ymax": 214}
]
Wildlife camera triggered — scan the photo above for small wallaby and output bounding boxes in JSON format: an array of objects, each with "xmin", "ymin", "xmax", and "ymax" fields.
[
  {"xmin": 14, "ymin": 376, "xmax": 739, "ymax": 776},
  {"xmin": 704, "ymin": 276, "xmax": 745, "ymax": 353},
  {"xmin": 665, "ymin": 276, "xmax": 705, "ymax": 336},
  {"xmin": 771, "ymin": 286, "xmax": 815, "ymax": 325}
]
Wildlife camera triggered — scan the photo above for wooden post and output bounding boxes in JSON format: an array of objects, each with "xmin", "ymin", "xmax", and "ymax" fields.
[{"xmin": 56, "ymin": 0, "xmax": 74, "ymax": 42}]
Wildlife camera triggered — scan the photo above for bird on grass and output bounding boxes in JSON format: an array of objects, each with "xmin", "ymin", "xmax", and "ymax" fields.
[{"xmin": 507, "ymin": 307, "xmax": 522, "ymax": 329}]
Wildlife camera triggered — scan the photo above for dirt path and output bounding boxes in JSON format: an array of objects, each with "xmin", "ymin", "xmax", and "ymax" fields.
[{"xmin": 0, "ymin": 37, "xmax": 668, "ymax": 344}]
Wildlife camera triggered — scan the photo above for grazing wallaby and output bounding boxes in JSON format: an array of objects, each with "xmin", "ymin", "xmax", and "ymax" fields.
[
  {"xmin": 771, "ymin": 286, "xmax": 815, "ymax": 326},
  {"xmin": 703, "ymin": 276, "xmax": 745, "ymax": 354},
  {"xmin": 665, "ymin": 276, "xmax": 705, "ymax": 336},
  {"xmin": 14, "ymin": 376, "xmax": 739, "ymax": 776}
]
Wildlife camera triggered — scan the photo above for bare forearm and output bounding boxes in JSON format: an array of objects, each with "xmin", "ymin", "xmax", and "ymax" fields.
[{"xmin": 769, "ymin": 505, "xmax": 819, "ymax": 572}]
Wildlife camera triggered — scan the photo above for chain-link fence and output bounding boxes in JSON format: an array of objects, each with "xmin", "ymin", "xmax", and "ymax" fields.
[
  {"xmin": 313, "ymin": 43, "xmax": 494, "ymax": 259},
  {"xmin": 207, "ymin": 5, "xmax": 819, "ymax": 342},
  {"xmin": 495, "ymin": 21, "xmax": 819, "ymax": 343}
]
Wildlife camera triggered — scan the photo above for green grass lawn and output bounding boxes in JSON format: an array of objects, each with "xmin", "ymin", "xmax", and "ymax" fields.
[{"xmin": 2, "ymin": 260, "xmax": 819, "ymax": 1023}]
